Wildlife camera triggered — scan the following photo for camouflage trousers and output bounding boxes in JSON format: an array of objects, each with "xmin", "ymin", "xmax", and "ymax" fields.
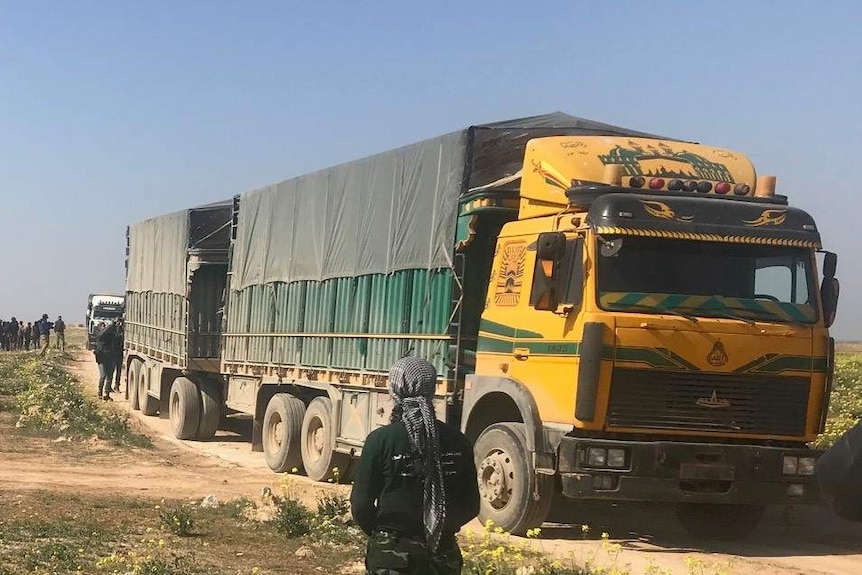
[{"xmin": 365, "ymin": 530, "xmax": 462, "ymax": 575}]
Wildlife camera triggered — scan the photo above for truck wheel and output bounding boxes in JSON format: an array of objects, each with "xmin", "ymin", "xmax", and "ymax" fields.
[
  {"xmin": 128, "ymin": 359, "xmax": 142, "ymax": 411},
  {"xmin": 170, "ymin": 377, "xmax": 200, "ymax": 440},
  {"xmin": 196, "ymin": 379, "xmax": 221, "ymax": 440},
  {"xmin": 139, "ymin": 367, "xmax": 159, "ymax": 416},
  {"xmin": 474, "ymin": 423, "xmax": 553, "ymax": 535},
  {"xmin": 263, "ymin": 394, "xmax": 305, "ymax": 473},
  {"xmin": 300, "ymin": 397, "xmax": 350, "ymax": 482},
  {"xmin": 675, "ymin": 503, "xmax": 765, "ymax": 540}
]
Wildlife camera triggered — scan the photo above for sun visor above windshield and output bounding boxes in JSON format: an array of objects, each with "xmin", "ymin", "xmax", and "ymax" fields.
[{"xmin": 586, "ymin": 193, "xmax": 821, "ymax": 248}]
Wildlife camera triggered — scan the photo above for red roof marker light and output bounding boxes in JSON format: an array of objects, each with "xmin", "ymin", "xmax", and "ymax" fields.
[{"xmin": 648, "ymin": 178, "xmax": 665, "ymax": 190}]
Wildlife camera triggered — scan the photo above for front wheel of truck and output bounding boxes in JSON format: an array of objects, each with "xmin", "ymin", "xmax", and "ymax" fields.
[
  {"xmin": 474, "ymin": 423, "xmax": 553, "ymax": 535},
  {"xmin": 675, "ymin": 503, "xmax": 765, "ymax": 540},
  {"xmin": 262, "ymin": 394, "xmax": 305, "ymax": 473}
]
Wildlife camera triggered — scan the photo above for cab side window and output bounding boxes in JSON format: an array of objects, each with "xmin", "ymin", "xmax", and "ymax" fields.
[{"xmin": 529, "ymin": 238, "xmax": 583, "ymax": 308}]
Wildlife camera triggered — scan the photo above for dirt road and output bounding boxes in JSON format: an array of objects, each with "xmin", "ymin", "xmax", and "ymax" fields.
[{"xmin": 5, "ymin": 352, "xmax": 860, "ymax": 575}]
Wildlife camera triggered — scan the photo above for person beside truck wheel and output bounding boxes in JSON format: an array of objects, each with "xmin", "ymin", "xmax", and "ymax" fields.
[
  {"xmin": 94, "ymin": 320, "xmax": 119, "ymax": 400},
  {"xmin": 111, "ymin": 317, "xmax": 124, "ymax": 392},
  {"xmin": 351, "ymin": 357, "xmax": 480, "ymax": 575}
]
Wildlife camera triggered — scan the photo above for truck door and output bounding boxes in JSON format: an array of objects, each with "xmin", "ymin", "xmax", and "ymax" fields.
[
  {"xmin": 478, "ymin": 231, "xmax": 586, "ymax": 426},
  {"xmin": 188, "ymin": 265, "xmax": 227, "ymax": 358}
]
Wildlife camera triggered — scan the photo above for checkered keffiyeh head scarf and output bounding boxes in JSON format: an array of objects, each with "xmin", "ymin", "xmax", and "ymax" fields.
[{"xmin": 388, "ymin": 357, "xmax": 446, "ymax": 551}]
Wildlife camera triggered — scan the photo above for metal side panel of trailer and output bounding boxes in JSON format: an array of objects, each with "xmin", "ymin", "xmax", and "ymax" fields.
[{"xmin": 221, "ymin": 269, "xmax": 455, "ymax": 383}]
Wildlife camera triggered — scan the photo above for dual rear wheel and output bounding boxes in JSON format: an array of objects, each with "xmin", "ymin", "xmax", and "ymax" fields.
[
  {"xmin": 262, "ymin": 394, "xmax": 351, "ymax": 482},
  {"xmin": 126, "ymin": 358, "xmax": 159, "ymax": 416},
  {"xmin": 127, "ymin": 361, "xmax": 221, "ymax": 442},
  {"xmin": 169, "ymin": 376, "xmax": 221, "ymax": 441}
]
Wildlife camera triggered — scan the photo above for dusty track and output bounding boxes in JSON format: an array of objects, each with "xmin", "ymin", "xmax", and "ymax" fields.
[{"xmin": 3, "ymin": 351, "xmax": 859, "ymax": 574}]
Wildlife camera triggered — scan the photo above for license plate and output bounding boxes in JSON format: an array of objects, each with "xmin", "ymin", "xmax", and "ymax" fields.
[{"xmin": 679, "ymin": 463, "xmax": 735, "ymax": 481}]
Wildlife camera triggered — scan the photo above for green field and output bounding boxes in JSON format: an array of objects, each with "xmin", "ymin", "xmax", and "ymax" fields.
[{"xmin": 816, "ymin": 352, "xmax": 862, "ymax": 448}]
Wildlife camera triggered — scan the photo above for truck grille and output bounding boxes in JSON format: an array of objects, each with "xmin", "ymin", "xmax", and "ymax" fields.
[{"xmin": 607, "ymin": 369, "xmax": 810, "ymax": 437}]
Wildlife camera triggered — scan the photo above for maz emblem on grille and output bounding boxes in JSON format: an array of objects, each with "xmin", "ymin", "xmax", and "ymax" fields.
[
  {"xmin": 696, "ymin": 390, "xmax": 731, "ymax": 409},
  {"xmin": 707, "ymin": 341, "xmax": 729, "ymax": 366}
]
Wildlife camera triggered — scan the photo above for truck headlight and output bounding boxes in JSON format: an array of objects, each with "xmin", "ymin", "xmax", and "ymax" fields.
[
  {"xmin": 787, "ymin": 484, "xmax": 805, "ymax": 497},
  {"xmin": 782, "ymin": 456, "xmax": 798, "ymax": 475},
  {"xmin": 797, "ymin": 457, "xmax": 816, "ymax": 476},
  {"xmin": 587, "ymin": 447, "xmax": 607, "ymax": 467},
  {"xmin": 607, "ymin": 448, "xmax": 626, "ymax": 469}
]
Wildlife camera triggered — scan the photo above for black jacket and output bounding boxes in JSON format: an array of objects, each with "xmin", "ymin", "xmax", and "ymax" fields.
[
  {"xmin": 350, "ymin": 420, "xmax": 480, "ymax": 539},
  {"xmin": 94, "ymin": 323, "xmax": 118, "ymax": 363}
]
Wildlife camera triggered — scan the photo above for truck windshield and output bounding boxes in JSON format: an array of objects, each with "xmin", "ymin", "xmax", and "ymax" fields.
[
  {"xmin": 596, "ymin": 236, "xmax": 817, "ymax": 324},
  {"xmin": 93, "ymin": 307, "xmax": 123, "ymax": 319}
]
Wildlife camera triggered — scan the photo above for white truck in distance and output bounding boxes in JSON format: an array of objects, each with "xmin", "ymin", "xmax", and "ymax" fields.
[{"xmin": 86, "ymin": 294, "xmax": 125, "ymax": 349}]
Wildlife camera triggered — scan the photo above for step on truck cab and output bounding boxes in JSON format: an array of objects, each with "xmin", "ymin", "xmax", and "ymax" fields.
[{"xmin": 123, "ymin": 113, "xmax": 838, "ymax": 540}]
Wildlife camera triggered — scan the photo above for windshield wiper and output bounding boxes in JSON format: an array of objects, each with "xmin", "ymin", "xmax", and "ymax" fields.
[
  {"xmin": 609, "ymin": 302, "xmax": 699, "ymax": 323},
  {"xmin": 683, "ymin": 306, "xmax": 756, "ymax": 326},
  {"xmin": 715, "ymin": 297, "xmax": 812, "ymax": 327}
]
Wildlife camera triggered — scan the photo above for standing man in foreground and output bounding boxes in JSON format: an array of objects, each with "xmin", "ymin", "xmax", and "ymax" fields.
[{"xmin": 351, "ymin": 357, "xmax": 480, "ymax": 575}]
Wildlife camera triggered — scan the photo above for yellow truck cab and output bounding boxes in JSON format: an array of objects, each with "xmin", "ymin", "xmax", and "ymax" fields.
[{"xmin": 464, "ymin": 136, "xmax": 838, "ymax": 538}]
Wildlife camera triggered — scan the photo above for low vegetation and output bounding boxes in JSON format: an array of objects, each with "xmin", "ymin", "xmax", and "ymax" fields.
[
  {"xmin": 814, "ymin": 353, "xmax": 862, "ymax": 448},
  {"xmin": 0, "ymin": 350, "xmax": 150, "ymax": 447},
  {"xmin": 0, "ymin": 340, "xmax": 860, "ymax": 573}
]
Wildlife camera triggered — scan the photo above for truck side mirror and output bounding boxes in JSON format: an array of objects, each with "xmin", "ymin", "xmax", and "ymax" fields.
[
  {"xmin": 819, "ymin": 251, "xmax": 838, "ymax": 327},
  {"xmin": 823, "ymin": 251, "xmax": 837, "ymax": 279},
  {"xmin": 531, "ymin": 232, "xmax": 566, "ymax": 311},
  {"xmin": 821, "ymin": 277, "xmax": 839, "ymax": 328},
  {"xmin": 536, "ymin": 232, "xmax": 566, "ymax": 260}
]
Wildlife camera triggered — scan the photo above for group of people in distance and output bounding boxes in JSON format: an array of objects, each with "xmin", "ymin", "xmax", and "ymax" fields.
[{"xmin": 0, "ymin": 314, "xmax": 65, "ymax": 353}]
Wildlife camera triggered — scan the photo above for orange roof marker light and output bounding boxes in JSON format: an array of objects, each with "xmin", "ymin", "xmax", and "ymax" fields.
[{"xmin": 756, "ymin": 175, "xmax": 777, "ymax": 198}]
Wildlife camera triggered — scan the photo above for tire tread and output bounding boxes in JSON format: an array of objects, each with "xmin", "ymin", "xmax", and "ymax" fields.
[
  {"xmin": 197, "ymin": 379, "xmax": 221, "ymax": 440},
  {"xmin": 170, "ymin": 377, "xmax": 200, "ymax": 440}
]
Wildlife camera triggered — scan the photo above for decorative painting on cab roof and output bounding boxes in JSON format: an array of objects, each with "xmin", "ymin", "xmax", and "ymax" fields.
[{"xmin": 598, "ymin": 140, "xmax": 736, "ymax": 183}]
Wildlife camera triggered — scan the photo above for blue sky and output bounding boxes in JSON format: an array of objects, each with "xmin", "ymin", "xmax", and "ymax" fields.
[{"xmin": 1, "ymin": 1, "xmax": 860, "ymax": 338}]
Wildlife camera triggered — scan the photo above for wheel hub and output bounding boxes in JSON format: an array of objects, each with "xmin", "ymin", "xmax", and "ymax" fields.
[
  {"xmin": 480, "ymin": 449, "xmax": 514, "ymax": 509},
  {"xmin": 312, "ymin": 425, "xmax": 325, "ymax": 453}
]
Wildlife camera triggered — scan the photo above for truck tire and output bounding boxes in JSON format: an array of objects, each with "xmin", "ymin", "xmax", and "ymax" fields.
[
  {"xmin": 675, "ymin": 503, "xmax": 765, "ymax": 540},
  {"xmin": 263, "ymin": 394, "xmax": 305, "ymax": 473},
  {"xmin": 300, "ymin": 397, "xmax": 350, "ymax": 482},
  {"xmin": 128, "ymin": 358, "xmax": 142, "ymax": 411},
  {"xmin": 196, "ymin": 379, "xmax": 221, "ymax": 440},
  {"xmin": 139, "ymin": 367, "xmax": 159, "ymax": 416},
  {"xmin": 474, "ymin": 422, "xmax": 553, "ymax": 536},
  {"xmin": 170, "ymin": 377, "xmax": 200, "ymax": 440}
]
